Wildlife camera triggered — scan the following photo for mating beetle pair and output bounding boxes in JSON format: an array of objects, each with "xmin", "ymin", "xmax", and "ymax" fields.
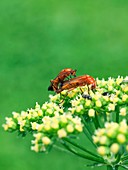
[{"xmin": 48, "ymin": 68, "xmax": 96, "ymax": 100}]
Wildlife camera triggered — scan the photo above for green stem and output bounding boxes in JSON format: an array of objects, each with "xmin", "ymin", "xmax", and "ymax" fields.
[
  {"xmin": 81, "ymin": 116, "xmax": 96, "ymax": 147},
  {"xmin": 115, "ymin": 106, "xmax": 120, "ymax": 123},
  {"xmin": 103, "ymin": 111, "xmax": 107, "ymax": 122},
  {"xmin": 61, "ymin": 140, "xmax": 105, "ymax": 163},
  {"xmin": 115, "ymin": 155, "xmax": 121, "ymax": 165},
  {"xmin": 122, "ymin": 160, "xmax": 128, "ymax": 165},
  {"xmin": 107, "ymin": 165, "xmax": 119, "ymax": 170},
  {"xmin": 83, "ymin": 126, "xmax": 96, "ymax": 147},
  {"xmin": 81, "ymin": 115, "xmax": 93, "ymax": 135},
  {"xmin": 107, "ymin": 165, "xmax": 113, "ymax": 170},
  {"xmin": 93, "ymin": 112, "xmax": 101, "ymax": 129},
  {"xmin": 63, "ymin": 137, "xmax": 103, "ymax": 160},
  {"xmin": 121, "ymin": 154, "xmax": 128, "ymax": 161}
]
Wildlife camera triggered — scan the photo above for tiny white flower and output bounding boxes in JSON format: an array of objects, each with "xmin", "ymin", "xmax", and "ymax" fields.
[
  {"xmin": 42, "ymin": 136, "xmax": 51, "ymax": 145},
  {"xmin": 57, "ymin": 129, "xmax": 67, "ymax": 138},
  {"xmin": 88, "ymin": 109, "xmax": 95, "ymax": 117},
  {"xmin": 110, "ymin": 143, "xmax": 119, "ymax": 154},
  {"xmin": 120, "ymin": 108, "xmax": 127, "ymax": 116}
]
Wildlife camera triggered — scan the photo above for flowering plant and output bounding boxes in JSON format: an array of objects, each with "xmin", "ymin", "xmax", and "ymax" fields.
[{"xmin": 3, "ymin": 76, "xmax": 128, "ymax": 170}]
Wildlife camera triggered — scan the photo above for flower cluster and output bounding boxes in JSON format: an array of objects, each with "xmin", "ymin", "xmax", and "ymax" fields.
[
  {"xmin": 93, "ymin": 119, "xmax": 128, "ymax": 158},
  {"xmin": 68, "ymin": 76, "xmax": 128, "ymax": 122},
  {"xmin": 3, "ymin": 102, "xmax": 83, "ymax": 152},
  {"xmin": 31, "ymin": 114, "xmax": 83, "ymax": 152},
  {"xmin": 3, "ymin": 102, "xmax": 64, "ymax": 132},
  {"xmin": 2, "ymin": 76, "xmax": 128, "ymax": 169}
]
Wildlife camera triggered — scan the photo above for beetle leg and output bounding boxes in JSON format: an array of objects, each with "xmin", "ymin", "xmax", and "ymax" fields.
[
  {"xmin": 82, "ymin": 86, "xmax": 92, "ymax": 100},
  {"xmin": 87, "ymin": 86, "xmax": 89, "ymax": 94},
  {"xmin": 59, "ymin": 92, "xmax": 68, "ymax": 108},
  {"xmin": 80, "ymin": 87, "xmax": 84, "ymax": 94},
  {"xmin": 59, "ymin": 88, "xmax": 76, "ymax": 107}
]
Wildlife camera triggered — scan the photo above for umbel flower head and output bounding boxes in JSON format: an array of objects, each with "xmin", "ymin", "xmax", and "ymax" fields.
[
  {"xmin": 2, "ymin": 76, "xmax": 128, "ymax": 169},
  {"xmin": 3, "ymin": 101, "xmax": 83, "ymax": 152},
  {"xmin": 93, "ymin": 119, "xmax": 128, "ymax": 156}
]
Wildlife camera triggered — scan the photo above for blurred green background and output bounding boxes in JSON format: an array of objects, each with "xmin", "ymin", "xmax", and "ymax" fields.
[{"xmin": 0, "ymin": 0, "xmax": 128, "ymax": 170}]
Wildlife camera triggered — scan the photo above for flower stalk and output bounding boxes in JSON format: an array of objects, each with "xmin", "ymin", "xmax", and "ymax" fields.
[
  {"xmin": 63, "ymin": 137, "xmax": 102, "ymax": 160},
  {"xmin": 61, "ymin": 139, "xmax": 105, "ymax": 163},
  {"xmin": 107, "ymin": 165, "xmax": 119, "ymax": 170}
]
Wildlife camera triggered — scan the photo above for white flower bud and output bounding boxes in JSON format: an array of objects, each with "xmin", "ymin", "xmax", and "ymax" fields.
[
  {"xmin": 88, "ymin": 109, "xmax": 95, "ymax": 117},
  {"xmin": 110, "ymin": 143, "xmax": 119, "ymax": 154}
]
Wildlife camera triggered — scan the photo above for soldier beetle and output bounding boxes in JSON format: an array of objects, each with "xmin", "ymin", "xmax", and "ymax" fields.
[
  {"xmin": 48, "ymin": 68, "xmax": 77, "ymax": 92},
  {"xmin": 56, "ymin": 75, "xmax": 96, "ymax": 94}
]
